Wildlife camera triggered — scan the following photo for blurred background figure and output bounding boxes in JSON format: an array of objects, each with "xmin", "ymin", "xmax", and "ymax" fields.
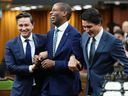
[
  {"xmin": 124, "ymin": 39, "xmax": 128, "ymax": 57},
  {"xmin": 122, "ymin": 21, "xmax": 128, "ymax": 40},
  {"xmin": 113, "ymin": 30, "xmax": 128, "ymax": 57},
  {"xmin": 113, "ymin": 24, "xmax": 121, "ymax": 33},
  {"xmin": 114, "ymin": 30, "xmax": 124, "ymax": 42}
]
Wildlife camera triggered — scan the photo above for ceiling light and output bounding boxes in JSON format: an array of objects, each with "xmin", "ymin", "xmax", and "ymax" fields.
[
  {"xmin": 72, "ymin": 5, "xmax": 82, "ymax": 11},
  {"xmin": 11, "ymin": 7, "xmax": 20, "ymax": 11},
  {"xmin": 114, "ymin": 1, "xmax": 120, "ymax": 5},
  {"xmin": 20, "ymin": 6, "xmax": 31, "ymax": 11},
  {"xmin": 83, "ymin": 5, "xmax": 92, "ymax": 9},
  {"xmin": 30, "ymin": 6, "xmax": 37, "ymax": 9},
  {"xmin": 104, "ymin": 0, "xmax": 128, "ymax": 4},
  {"xmin": 38, "ymin": 5, "xmax": 43, "ymax": 8}
]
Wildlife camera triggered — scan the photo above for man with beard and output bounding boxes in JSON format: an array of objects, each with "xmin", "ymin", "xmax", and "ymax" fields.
[{"xmin": 5, "ymin": 12, "xmax": 47, "ymax": 96}]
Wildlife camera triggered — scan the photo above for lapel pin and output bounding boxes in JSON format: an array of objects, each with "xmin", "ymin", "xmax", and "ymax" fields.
[{"xmin": 66, "ymin": 33, "xmax": 68, "ymax": 36}]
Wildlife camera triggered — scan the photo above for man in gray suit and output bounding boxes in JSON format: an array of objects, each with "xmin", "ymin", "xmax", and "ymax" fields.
[
  {"xmin": 5, "ymin": 12, "xmax": 46, "ymax": 96},
  {"xmin": 80, "ymin": 8, "xmax": 128, "ymax": 96}
]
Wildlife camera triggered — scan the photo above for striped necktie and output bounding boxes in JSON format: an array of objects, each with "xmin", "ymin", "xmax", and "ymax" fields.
[{"xmin": 53, "ymin": 29, "xmax": 59, "ymax": 57}]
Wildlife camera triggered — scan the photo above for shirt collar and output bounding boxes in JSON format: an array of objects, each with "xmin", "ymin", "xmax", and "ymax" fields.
[
  {"xmin": 55, "ymin": 21, "xmax": 69, "ymax": 32},
  {"xmin": 94, "ymin": 27, "xmax": 103, "ymax": 41},
  {"xmin": 20, "ymin": 33, "xmax": 33, "ymax": 43}
]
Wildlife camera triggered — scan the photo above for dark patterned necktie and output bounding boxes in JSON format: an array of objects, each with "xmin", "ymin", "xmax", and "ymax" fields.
[
  {"xmin": 25, "ymin": 39, "xmax": 32, "ymax": 65},
  {"xmin": 89, "ymin": 37, "xmax": 96, "ymax": 64},
  {"xmin": 53, "ymin": 29, "xmax": 59, "ymax": 57}
]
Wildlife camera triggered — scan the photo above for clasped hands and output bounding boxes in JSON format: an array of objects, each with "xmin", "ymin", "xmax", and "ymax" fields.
[
  {"xmin": 32, "ymin": 51, "xmax": 81, "ymax": 72},
  {"xmin": 32, "ymin": 51, "xmax": 55, "ymax": 70}
]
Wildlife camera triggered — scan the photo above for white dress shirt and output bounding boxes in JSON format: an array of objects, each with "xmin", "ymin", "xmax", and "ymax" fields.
[
  {"xmin": 87, "ymin": 27, "xmax": 103, "ymax": 58},
  {"xmin": 20, "ymin": 33, "xmax": 35, "ymax": 59},
  {"xmin": 54, "ymin": 21, "xmax": 69, "ymax": 52},
  {"xmin": 20, "ymin": 33, "xmax": 35, "ymax": 72}
]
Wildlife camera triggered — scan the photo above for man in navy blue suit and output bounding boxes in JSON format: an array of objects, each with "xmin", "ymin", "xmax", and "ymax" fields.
[
  {"xmin": 5, "ymin": 12, "xmax": 47, "ymax": 96},
  {"xmin": 37, "ymin": 2, "xmax": 84, "ymax": 96},
  {"xmin": 80, "ymin": 8, "xmax": 128, "ymax": 96}
]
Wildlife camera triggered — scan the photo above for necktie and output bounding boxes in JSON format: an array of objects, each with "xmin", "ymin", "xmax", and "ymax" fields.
[
  {"xmin": 89, "ymin": 37, "xmax": 96, "ymax": 64},
  {"xmin": 53, "ymin": 29, "xmax": 59, "ymax": 57},
  {"xmin": 25, "ymin": 39, "xmax": 32, "ymax": 65}
]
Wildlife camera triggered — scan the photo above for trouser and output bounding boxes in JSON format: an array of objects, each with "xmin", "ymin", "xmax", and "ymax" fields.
[
  {"xmin": 31, "ymin": 86, "xmax": 41, "ymax": 96},
  {"xmin": 41, "ymin": 84, "xmax": 78, "ymax": 96}
]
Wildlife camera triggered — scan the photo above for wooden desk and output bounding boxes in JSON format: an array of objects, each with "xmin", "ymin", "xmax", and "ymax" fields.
[{"xmin": 79, "ymin": 71, "xmax": 87, "ymax": 96}]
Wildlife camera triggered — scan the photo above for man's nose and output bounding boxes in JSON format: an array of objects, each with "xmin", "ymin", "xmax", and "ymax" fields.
[{"xmin": 22, "ymin": 26, "xmax": 26, "ymax": 30}]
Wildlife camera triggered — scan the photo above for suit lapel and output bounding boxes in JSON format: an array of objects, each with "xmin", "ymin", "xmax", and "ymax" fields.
[
  {"xmin": 82, "ymin": 33, "xmax": 90, "ymax": 66},
  {"xmin": 54, "ymin": 25, "xmax": 70, "ymax": 56},
  {"xmin": 33, "ymin": 34, "xmax": 38, "ymax": 54},
  {"xmin": 16, "ymin": 36, "xmax": 25, "ymax": 59},
  {"xmin": 49, "ymin": 29, "xmax": 55, "ymax": 58},
  {"xmin": 90, "ymin": 32, "xmax": 107, "ymax": 67}
]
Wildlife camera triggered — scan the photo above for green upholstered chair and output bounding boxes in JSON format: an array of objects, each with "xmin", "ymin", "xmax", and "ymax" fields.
[{"xmin": 0, "ymin": 78, "xmax": 13, "ymax": 96}]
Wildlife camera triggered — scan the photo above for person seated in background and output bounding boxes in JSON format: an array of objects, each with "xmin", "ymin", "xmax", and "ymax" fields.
[
  {"xmin": 113, "ymin": 24, "xmax": 121, "ymax": 33},
  {"xmin": 114, "ymin": 30, "xmax": 128, "ymax": 57},
  {"xmin": 114, "ymin": 30, "xmax": 124, "ymax": 42},
  {"xmin": 122, "ymin": 21, "xmax": 128, "ymax": 40},
  {"xmin": 124, "ymin": 39, "xmax": 128, "ymax": 57}
]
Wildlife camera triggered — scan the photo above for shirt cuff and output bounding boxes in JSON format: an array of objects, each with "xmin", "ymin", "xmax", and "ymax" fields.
[{"xmin": 29, "ymin": 65, "xmax": 34, "ymax": 73}]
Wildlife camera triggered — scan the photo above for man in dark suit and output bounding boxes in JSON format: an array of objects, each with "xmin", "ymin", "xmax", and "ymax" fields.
[
  {"xmin": 80, "ymin": 8, "xmax": 128, "ymax": 96},
  {"xmin": 38, "ymin": 2, "xmax": 84, "ymax": 96},
  {"xmin": 5, "ymin": 12, "xmax": 46, "ymax": 96}
]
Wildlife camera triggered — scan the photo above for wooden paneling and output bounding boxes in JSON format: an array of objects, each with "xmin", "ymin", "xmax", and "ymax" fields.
[
  {"xmin": 69, "ymin": 11, "xmax": 83, "ymax": 33},
  {"xmin": 113, "ymin": 7, "xmax": 128, "ymax": 25},
  {"xmin": 29, "ymin": 10, "xmax": 50, "ymax": 34},
  {"xmin": 0, "ymin": 11, "xmax": 50, "ymax": 61},
  {"xmin": 0, "ymin": 11, "xmax": 20, "ymax": 62},
  {"xmin": 100, "ymin": 9, "xmax": 111, "ymax": 29}
]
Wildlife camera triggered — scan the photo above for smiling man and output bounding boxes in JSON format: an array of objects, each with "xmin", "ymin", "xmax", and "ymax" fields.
[
  {"xmin": 5, "ymin": 12, "xmax": 47, "ymax": 96},
  {"xmin": 39, "ymin": 2, "xmax": 84, "ymax": 96},
  {"xmin": 81, "ymin": 8, "xmax": 128, "ymax": 96}
]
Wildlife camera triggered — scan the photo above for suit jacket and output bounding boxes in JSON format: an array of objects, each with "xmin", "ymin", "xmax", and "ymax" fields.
[
  {"xmin": 43, "ymin": 24, "xmax": 84, "ymax": 95},
  {"xmin": 5, "ymin": 34, "xmax": 47, "ymax": 96},
  {"xmin": 81, "ymin": 31, "xmax": 128, "ymax": 95}
]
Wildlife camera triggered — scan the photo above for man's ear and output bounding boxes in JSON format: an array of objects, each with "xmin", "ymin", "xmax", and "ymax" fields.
[
  {"xmin": 32, "ymin": 22, "xmax": 34, "ymax": 29},
  {"xmin": 63, "ymin": 11, "xmax": 67, "ymax": 17}
]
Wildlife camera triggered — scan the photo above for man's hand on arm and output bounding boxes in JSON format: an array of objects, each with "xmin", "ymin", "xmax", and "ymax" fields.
[
  {"xmin": 39, "ymin": 51, "xmax": 48, "ymax": 60},
  {"xmin": 32, "ymin": 51, "xmax": 48, "ymax": 65},
  {"xmin": 32, "ymin": 51, "xmax": 48, "ymax": 70},
  {"xmin": 41, "ymin": 59, "xmax": 55, "ymax": 69},
  {"xmin": 68, "ymin": 55, "xmax": 81, "ymax": 72}
]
